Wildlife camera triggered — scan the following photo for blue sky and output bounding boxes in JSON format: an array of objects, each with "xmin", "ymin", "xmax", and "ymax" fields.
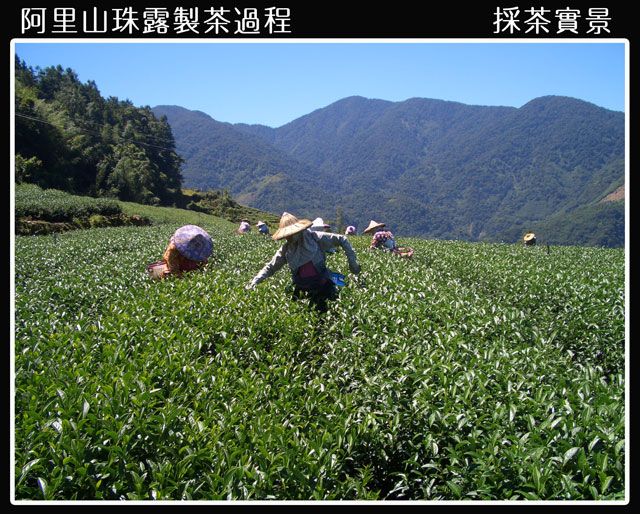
[{"xmin": 13, "ymin": 41, "xmax": 626, "ymax": 127}]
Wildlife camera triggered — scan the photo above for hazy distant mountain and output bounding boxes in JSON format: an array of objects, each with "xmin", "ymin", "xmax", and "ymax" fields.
[
  {"xmin": 235, "ymin": 96, "xmax": 394, "ymax": 172},
  {"xmin": 155, "ymin": 95, "xmax": 624, "ymax": 247},
  {"xmin": 151, "ymin": 105, "xmax": 330, "ymax": 217}
]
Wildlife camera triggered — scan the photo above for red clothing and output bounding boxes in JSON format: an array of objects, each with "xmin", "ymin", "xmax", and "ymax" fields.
[
  {"xmin": 297, "ymin": 260, "xmax": 319, "ymax": 278},
  {"xmin": 162, "ymin": 241, "xmax": 206, "ymax": 276},
  {"xmin": 295, "ymin": 260, "xmax": 328, "ymax": 289}
]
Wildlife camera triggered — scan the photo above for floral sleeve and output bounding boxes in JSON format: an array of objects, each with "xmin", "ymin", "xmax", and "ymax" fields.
[
  {"xmin": 163, "ymin": 240, "xmax": 182, "ymax": 273},
  {"xmin": 371, "ymin": 231, "xmax": 394, "ymax": 249}
]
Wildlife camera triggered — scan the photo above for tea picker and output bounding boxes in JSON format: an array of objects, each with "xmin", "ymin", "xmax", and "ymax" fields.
[
  {"xmin": 236, "ymin": 219, "xmax": 251, "ymax": 234},
  {"xmin": 256, "ymin": 221, "xmax": 270, "ymax": 235},
  {"xmin": 310, "ymin": 217, "xmax": 336, "ymax": 253},
  {"xmin": 147, "ymin": 225, "xmax": 213, "ymax": 279},
  {"xmin": 523, "ymin": 232, "xmax": 537, "ymax": 246},
  {"xmin": 245, "ymin": 212, "xmax": 361, "ymax": 313},
  {"xmin": 364, "ymin": 220, "xmax": 414, "ymax": 258}
]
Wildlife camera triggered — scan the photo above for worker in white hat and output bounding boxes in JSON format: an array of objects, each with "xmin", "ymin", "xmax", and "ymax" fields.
[
  {"xmin": 256, "ymin": 220, "xmax": 270, "ymax": 235},
  {"xmin": 310, "ymin": 217, "xmax": 336, "ymax": 253}
]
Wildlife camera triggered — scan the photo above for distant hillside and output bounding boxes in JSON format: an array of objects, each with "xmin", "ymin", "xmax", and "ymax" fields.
[
  {"xmin": 235, "ymin": 96, "xmax": 394, "ymax": 173},
  {"xmin": 156, "ymin": 95, "xmax": 625, "ymax": 247},
  {"xmin": 152, "ymin": 105, "xmax": 330, "ymax": 219},
  {"xmin": 600, "ymin": 185, "xmax": 624, "ymax": 203},
  {"xmin": 526, "ymin": 200, "xmax": 625, "ymax": 248}
]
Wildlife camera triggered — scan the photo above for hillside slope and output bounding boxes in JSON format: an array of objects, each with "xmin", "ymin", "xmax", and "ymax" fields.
[
  {"xmin": 158, "ymin": 96, "xmax": 625, "ymax": 247},
  {"xmin": 152, "ymin": 105, "xmax": 331, "ymax": 219}
]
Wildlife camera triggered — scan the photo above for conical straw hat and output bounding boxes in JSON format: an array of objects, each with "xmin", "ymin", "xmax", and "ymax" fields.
[
  {"xmin": 272, "ymin": 212, "xmax": 313, "ymax": 241},
  {"xmin": 363, "ymin": 220, "xmax": 386, "ymax": 234},
  {"xmin": 523, "ymin": 232, "xmax": 536, "ymax": 241}
]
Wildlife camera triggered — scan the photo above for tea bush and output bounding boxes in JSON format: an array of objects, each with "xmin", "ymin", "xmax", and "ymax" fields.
[
  {"xmin": 13, "ymin": 205, "xmax": 626, "ymax": 501},
  {"xmin": 15, "ymin": 184, "xmax": 122, "ymax": 222}
]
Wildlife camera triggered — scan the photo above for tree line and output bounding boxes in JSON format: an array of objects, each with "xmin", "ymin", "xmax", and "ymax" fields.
[{"xmin": 14, "ymin": 56, "xmax": 184, "ymax": 206}]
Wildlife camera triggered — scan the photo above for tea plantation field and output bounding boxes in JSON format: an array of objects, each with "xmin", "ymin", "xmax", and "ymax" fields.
[{"xmin": 13, "ymin": 202, "xmax": 626, "ymax": 501}]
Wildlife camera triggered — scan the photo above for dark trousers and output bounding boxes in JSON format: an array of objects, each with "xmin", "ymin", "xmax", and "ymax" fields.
[{"xmin": 292, "ymin": 280, "xmax": 338, "ymax": 313}]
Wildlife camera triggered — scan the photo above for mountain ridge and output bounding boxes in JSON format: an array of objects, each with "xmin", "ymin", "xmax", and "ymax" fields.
[
  {"xmin": 152, "ymin": 104, "xmax": 331, "ymax": 216},
  {"xmin": 153, "ymin": 94, "xmax": 625, "ymax": 247}
]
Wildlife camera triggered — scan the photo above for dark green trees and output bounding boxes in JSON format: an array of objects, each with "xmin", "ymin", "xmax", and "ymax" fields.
[{"xmin": 14, "ymin": 57, "xmax": 183, "ymax": 206}]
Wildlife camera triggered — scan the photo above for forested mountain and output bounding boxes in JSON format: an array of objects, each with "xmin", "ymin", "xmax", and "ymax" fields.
[
  {"xmin": 525, "ymin": 199, "xmax": 625, "ymax": 248},
  {"xmin": 235, "ymin": 96, "xmax": 395, "ymax": 176},
  {"xmin": 235, "ymin": 95, "xmax": 624, "ymax": 246},
  {"xmin": 224, "ymin": 95, "xmax": 624, "ymax": 247},
  {"xmin": 151, "ymin": 105, "xmax": 330, "ymax": 217},
  {"xmin": 14, "ymin": 53, "xmax": 624, "ymax": 247},
  {"xmin": 14, "ymin": 58, "xmax": 183, "ymax": 206}
]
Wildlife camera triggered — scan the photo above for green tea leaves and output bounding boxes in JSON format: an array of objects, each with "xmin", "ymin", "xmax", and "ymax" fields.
[{"xmin": 13, "ymin": 203, "xmax": 626, "ymax": 500}]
